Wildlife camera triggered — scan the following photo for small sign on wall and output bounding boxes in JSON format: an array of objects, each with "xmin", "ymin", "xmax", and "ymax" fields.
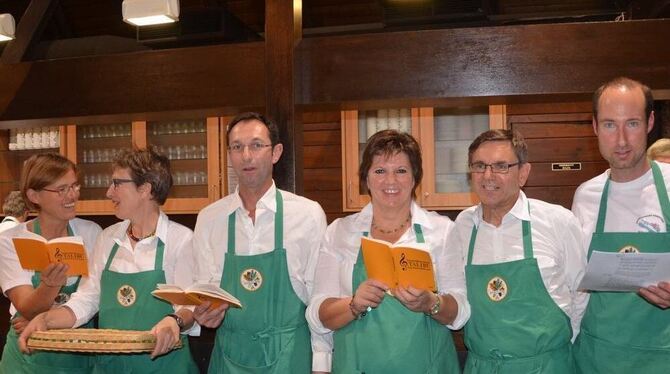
[{"xmin": 552, "ymin": 162, "xmax": 582, "ymax": 171}]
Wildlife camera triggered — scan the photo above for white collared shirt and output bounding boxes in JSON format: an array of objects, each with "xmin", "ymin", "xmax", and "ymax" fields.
[
  {"xmin": 306, "ymin": 201, "xmax": 471, "ymax": 369},
  {"xmin": 0, "ymin": 218, "xmax": 102, "ymax": 317},
  {"xmin": 0, "ymin": 216, "xmax": 20, "ymax": 234},
  {"xmin": 193, "ymin": 181, "xmax": 328, "ymax": 371},
  {"xmin": 453, "ymin": 191, "xmax": 587, "ymax": 339},
  {"xmin": 65, "ymin": 211, "xmax": 197, "ymax": 334}
]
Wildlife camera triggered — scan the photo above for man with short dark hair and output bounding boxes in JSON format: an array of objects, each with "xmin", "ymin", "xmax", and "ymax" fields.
[
  {"xmin": 452, "ymin": 129, "xmax": 585, "ymax": 373},
  {"xmin": 192, "ymin": 112, "xmax": 330, "ymax": 373},
  {"xmin": 572, "ymin": 77, "xmax": 670, "ymax": 373}
]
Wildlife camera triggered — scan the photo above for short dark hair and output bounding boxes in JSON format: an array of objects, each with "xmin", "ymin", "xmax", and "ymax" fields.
[
  {"xmin": 226, "ymin": 112, "xmax": 280, "ymax": 146},
  {"xmin": 359, "ymin": 130, "xmax": 423, "ymax": 198},
  {"xmin": 593, "ymin": 77, "xmax": 654, "ymax": 121},
  {"xmin": 3, "ymin": 191, "xmax": 28, "ymax": 217},
  {"xmin": 112, "ymin": 146, "xmax": 172, "ymax": 205},
  {"xmin": 20, "ymin": 153, "xmax": 78, "ymax": 211},
  {"xmin": 468, "ymin": 129, "xmax": 528, "ymax": 165}
]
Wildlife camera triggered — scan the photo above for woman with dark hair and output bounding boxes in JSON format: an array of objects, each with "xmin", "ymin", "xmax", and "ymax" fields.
[
  {"xmin": 0, "ymin": 153, "xmax": 101, "ymax": 373},
  {"xmin": 306, "ymin": 130, "xmax": 469, "ymax": 373},
  {"xmin": 19, "ymin": 147, "xmax": 198, "ymax": 373}
]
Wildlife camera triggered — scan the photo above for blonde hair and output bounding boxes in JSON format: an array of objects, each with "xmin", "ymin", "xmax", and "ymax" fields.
[
  {"xmin": 20, "ymin": 153, "xmax": 78, "ymax": 211},
  {"xmin": 2, "ymin": 191, "xmax": 28, "ymax": 217},
  {"xmin": 648, "ymin": 138, "xmax": 670, "ymax": 161}
]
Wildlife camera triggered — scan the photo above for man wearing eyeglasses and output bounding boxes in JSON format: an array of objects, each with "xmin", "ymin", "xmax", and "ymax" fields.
[
  {"xmin": 571, "ymin": 77, "xmax": 670, "ymax": 373},
  {"xmin": 192, "ymin": 112, "xmax": 329, "ymax": 373},
  {"xmin": 449, "ymin": 129, "xmax": 586, "ymax": 373}
]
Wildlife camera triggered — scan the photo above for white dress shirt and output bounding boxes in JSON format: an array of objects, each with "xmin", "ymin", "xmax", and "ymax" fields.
[
  {"xmin": 65, "ymin": 211, "xmax": 197, "ymax": 334},
  {"xmin": 452, "ymin": 191, "xmax": 587, "ymax": 339},
  {"xmin": 0, "ymin": 216, "xmax": 20, "ymax": 234},
  {"xmin": 192, "ymin": 182, "xmax": 329, "ymax": 371},
  {"xmin": 306, "ymin": 201, "xmax": 471, "ymax": 369},
  {"xmin": 0, "ymin": 218, "xmax": 102, "ymax": 317}
]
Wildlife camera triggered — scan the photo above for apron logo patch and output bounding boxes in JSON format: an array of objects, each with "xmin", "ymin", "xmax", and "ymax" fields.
[
  {"xmin": 487, "ymin": 276, "xmax": 508, "ymax": 302},
  {"xmin": 117, "ymin": 285, "xmax": 137, "ymax": 307},
  {"xmin": 240, "ymin": 268, "xmax": 263, "ymax": 291},
  {"xmin": 54, "ymin": 292, "xmax": 70, "ymax": 306},
  {"xmin": 618, "ymin": 245, "xmax": 640, "ymax": 254}
]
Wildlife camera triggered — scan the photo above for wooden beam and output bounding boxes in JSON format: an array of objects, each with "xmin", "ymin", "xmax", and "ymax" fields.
[
  {"xmin": 266, "ymin": 0, "xmax": 302, "ymax": 193},
  {"xmin": 1, "ymin": 0, "xmax": 59, "ymax": 64}
]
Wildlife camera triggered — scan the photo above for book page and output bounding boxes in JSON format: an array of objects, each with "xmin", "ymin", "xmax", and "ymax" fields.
[
  {"xmin": 189, "ymin": 283, "xmax": 242, "ymax": 308},
  {"xmin": 12, "ymin": 238, "xmax": 50, "ymax": 272},
  {"xmin": 361, "ymin": 237, "xmax": 397, "ymax": 288},
  {"xmin": 151, "ymin": 290, "xmax": 198, "ymax": 306},
  {"xmin": 390, "ymin": 247, "xmax": 436, "ymax": 292}
]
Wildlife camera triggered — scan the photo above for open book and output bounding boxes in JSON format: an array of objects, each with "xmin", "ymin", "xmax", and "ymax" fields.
[
  {"xmin": 361, "ymin": 236, "xmax": 436, "ymax": 292},
  {"xmin": 152, "ymin": 283, "xmax": 242, "ymax": 309},
  {"xmin": 12, "ymin": 236, "xmax": 88, "ymax": 276}
]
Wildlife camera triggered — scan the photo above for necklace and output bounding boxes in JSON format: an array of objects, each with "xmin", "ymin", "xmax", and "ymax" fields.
[
  {"xmin": 127, "ymin": 224, "xmax": 155, "ymax": 242},
  {"xmin": 371, "ymin": 214, "xmax": 411, "ymax": 235}
]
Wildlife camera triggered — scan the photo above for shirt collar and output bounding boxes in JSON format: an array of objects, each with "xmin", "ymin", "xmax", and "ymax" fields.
[
  {"xmin": 2, "ymin": 216, "xmax": 19, "ymax": 223},
  {"xmin": 355, "ymin": 200, "xmax": 432, "ymax": 230},
  {"xmin": 113, "ymin": 210, "xmax": 169, "ymax": 247},
  {"xmin": 226, "ymin": 181, "xmax": 278, "ymax": 216},
  {"xmin": 472, "ymin": 191, "xmax": 529, "ymax": 226}
]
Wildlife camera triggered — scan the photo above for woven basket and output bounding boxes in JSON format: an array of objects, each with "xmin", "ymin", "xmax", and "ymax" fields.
[{"xmin": 27, "ymin": 328, "xmax": 182, "ymax": 353}]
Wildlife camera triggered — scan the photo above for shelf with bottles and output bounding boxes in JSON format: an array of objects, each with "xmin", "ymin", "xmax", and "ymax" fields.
[{"xmin": 77, "ymin": 123, "xmax": 132, "ymax": 140}]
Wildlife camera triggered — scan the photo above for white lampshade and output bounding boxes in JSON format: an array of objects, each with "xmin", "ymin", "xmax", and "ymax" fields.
[
  {"xmin": 122, "ymin": 0, "xmax": 179, "ymax": 26},
  {"xmin": 0, "ymin": 13, "xmax": 16, "ymax": 41}
]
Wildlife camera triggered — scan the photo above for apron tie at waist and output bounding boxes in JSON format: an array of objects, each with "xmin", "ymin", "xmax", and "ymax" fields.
[{"xmin": 469, "ymin": 343, "xmax": 569, "ymax": 364}]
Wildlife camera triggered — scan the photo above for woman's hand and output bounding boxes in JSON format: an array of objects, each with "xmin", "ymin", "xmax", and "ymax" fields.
[
  {"xmin": 18, "ymin": 313, "xmax": 48, "ymax": 354},
  {"xmin": 394, "ymin": 286, "xmax": 434, "ymax": 314},
  {"xmin": 40, "ymin": 263, "xmax": 69, "ymax": 288},
  {"xmin": 193, "ymin": 301, "xmax": 229, "ymax": 328},
  {"xmin": 351, "ymin": 279, "xmax": 389, "ymax": 314},
  {"xmin": 11, "ymin": 315, "xmax": 29, "ymax": 335},
  {"xmin": 150, "ymin": 316, "xmax": 180, "ymax": 359}
]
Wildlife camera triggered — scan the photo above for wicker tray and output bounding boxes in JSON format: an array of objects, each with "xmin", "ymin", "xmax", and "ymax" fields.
[{"xmin": 27, "ymin": 328, "xmax": 182, "ymax": 353}]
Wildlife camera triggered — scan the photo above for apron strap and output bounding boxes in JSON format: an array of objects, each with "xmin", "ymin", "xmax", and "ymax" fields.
[
  {"xmin": 153, "ymin": 239, "xmax": 165, "ymax": 270},
  {"xmin": 228, "ymin": 190, "xmax": 285, "ymax": 255},
  {"xmin": 104, "ymin": 243, "xmax": 121, "ymax": 271},
  {"xmin": 596, "ymin": 161, "xmax": 670, "ymax": 233},
  {"xmin": 413, "ymin": 223, "xmax": 425, "ymax": 244},
  {"xmin": 467, "ymin": 225, "xmax": 477, "ymax": 266},
  {"xmin": 651, "ymin": 161, "xmax": 670, "ymax": 231}
]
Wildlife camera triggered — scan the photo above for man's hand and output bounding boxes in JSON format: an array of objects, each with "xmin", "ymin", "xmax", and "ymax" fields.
[
  {"xmin": 40, "ymin": 263, "xmax": 68, "ymax": 288},
  {"xmin": 395, "ymin": 286, "xmax": 434, "ymax": 313},
  {"xmin": 18, "ymin": 313, "xmax": 48, "ymax": 354},
  {"xmin": 639, "ymin": 281, "xmax": 670, "ymax": 309},
  {"xmin": 193, "ymin": 301, "xmax": 229, "ymax": 328}
]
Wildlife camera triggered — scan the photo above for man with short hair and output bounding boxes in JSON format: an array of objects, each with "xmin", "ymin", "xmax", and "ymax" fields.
[
  {"xmin": 192, "ymin": 112, "xmax": 330, "ymax": 373},
  {"xmin": 452, "ymin": 129, "xmax": 585, "ymax": 373},
  {"xmin": 572, "ymin": 77, "xmax": 670, "ymax": 373},
  {"xmin": 0, "ymin": 191, "xmax": 29, "ymax": 234}
]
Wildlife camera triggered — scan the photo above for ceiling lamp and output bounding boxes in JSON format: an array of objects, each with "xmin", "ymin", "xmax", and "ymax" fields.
[
  {"xmin": 0, "ymin": 13, "xmax": 15, "ymax": 41},
  {"xmin": 122, "ymin": 0, "xmax": 179, "ymax": 27}
]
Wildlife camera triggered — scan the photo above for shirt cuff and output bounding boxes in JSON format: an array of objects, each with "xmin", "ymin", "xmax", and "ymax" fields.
[
  {"xmin": 312, "ymin": 351, "xmax": 332, "ymax": 372},
  {"xmin": 444, "ymin": 292, "xmax": 470, "ymax": 330}
]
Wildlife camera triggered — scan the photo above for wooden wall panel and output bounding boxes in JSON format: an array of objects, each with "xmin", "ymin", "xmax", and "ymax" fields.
[
  {"xmin": 303, "ymin": 110, "xmax": 344, "ymax": 223},
  {"xmin": 525, "ymin": 138, "xmax": 602, "ymax": 162},
  {"xmin": 526, "ymin": 161, "xmax": 609, "ymax": 187}
]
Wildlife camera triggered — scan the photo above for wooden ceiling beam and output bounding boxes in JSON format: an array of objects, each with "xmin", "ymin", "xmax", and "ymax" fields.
[{"xmin": 1, "ymin": 0, "xmax": 59, "ymax": 64}]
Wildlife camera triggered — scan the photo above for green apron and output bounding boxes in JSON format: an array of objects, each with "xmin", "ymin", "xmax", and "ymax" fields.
[
  {"xmin": 208, "ymin": 192, "xmax": 311, "ymax": 373},
  {"xmin": 332, "ymin": 224, "xmax": 461, "ymax": 374},
  {"xmin": 573, "ymin": 161, "xmax": 670, "ymax": 374},
  {"xmin": 94, "ymin": 237, "xmax": 198, "ymax": 374},
  {"xmin": 0, "ymin": 221, "xmax": 94, "ymax": 374},
  {"xmin": 464, "ymin": 210, "xmax": 574, "ymax": 374}
]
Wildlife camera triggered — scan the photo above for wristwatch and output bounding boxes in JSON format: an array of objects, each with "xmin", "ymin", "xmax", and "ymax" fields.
[
  {"xmin": 428, "ymin": 294, "xmax": 442, "ymax": 316},
  {"xmin": 166, "ymin": 313, "xmax": 185, "ymax": 330}
]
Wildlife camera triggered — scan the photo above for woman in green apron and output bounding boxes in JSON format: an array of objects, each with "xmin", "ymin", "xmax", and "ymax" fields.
[
  {"xmin": 17, "ymin": 148, "xmax": 198, "ymax": 373},
  {"xmin": 573, "ymin": 161, "xmax": 670, "ymax": 373},
  {"xmin": 0, "ymin": 153, "xmax": 101, "ymax": 374},
  {"xmin": 308, "ymin": 130, "xmax": 466, "ymax": 373}
]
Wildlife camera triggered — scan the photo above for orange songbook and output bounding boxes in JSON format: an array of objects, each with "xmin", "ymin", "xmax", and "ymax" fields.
[
  {"xmin": 152, "ymin": 283, "xmax": 242, "ymax": 309},
  {"xmin": 361, "ymin": 236, "xmax": 436, "ymax": 292},
  {"xmin": 12, "ymin": 236, "xmax": 89, "ymax": 276}
]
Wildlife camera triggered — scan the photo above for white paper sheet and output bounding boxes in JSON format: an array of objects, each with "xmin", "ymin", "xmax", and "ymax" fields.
[{"xmin": 578, "ymin": 251, "xmax": 670, "ymax": 292}]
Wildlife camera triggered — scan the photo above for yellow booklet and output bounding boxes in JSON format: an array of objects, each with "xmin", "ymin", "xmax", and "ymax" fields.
[
  {"xmin": 361, "ymin": 236, "xmax": 436, "ymax": 292},
  {"xmin": 152, "ymin": 283, "xmax": 243, "ymax": 309},
  {"xmin": 12, "ymin": 236, "xmax": 89, "ymax": 276}
]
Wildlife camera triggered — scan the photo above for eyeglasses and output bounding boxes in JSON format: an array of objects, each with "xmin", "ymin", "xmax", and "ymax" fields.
[
  {"xmin": 469, "ymin": 162, "xmax": 520, "ymax": 174},
  {"xmin": 41, "ymin": 183, "xmax": 81, "ymax": 197},
  {"xmin": 111, "ymin": 178, "xmax": 134, "ymax": 188},
  {"xmin": 228, "ymin": 142, "xmax": 272, "ymax": 154}
]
